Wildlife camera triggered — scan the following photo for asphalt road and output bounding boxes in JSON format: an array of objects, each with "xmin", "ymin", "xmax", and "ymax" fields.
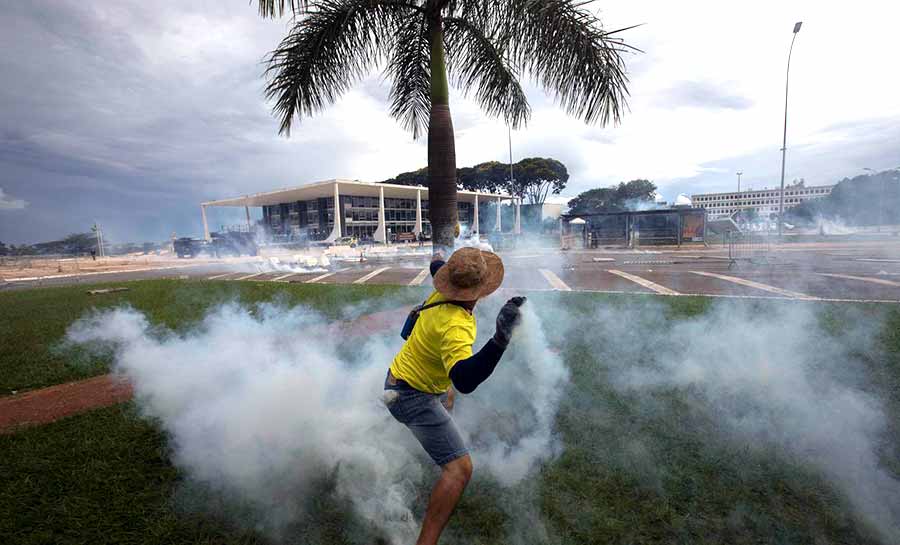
[{"xmin": 4, "ymin": 246, "xmax": 900, "ymax": 303}]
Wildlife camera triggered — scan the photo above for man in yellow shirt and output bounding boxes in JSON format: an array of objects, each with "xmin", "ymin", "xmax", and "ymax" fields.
[{"xmin": 384, "ymin": 247, "xmax": 525, "ymax": 545}]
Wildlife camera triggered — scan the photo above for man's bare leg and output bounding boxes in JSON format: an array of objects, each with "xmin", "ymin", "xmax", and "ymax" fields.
[{"xmin": 416, "ymin": 454, "xmax": 473, "ymax": 545}]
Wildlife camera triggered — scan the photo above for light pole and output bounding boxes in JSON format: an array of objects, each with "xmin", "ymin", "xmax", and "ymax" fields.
[
  {"xmin": 778, "ymin": 21, "xmax": 802, "ymax": 238},
  {"xmin": 508, "ymin": 126, "xmax": 514, "ymax": 189},
  {"xmin": 736, "ymin": 171, "xmax": 743, "ymax": 193}
]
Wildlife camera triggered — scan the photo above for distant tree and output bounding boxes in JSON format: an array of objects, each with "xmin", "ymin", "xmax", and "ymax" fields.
[
  {"xmin": 458, "ymin": 161, "xmax": 508, "ymax": 193},
  {"xmin": 566, "ymin": 187, "xmax": 617, "ymax": 215},
  {"xmin": 614, "ymin": 179, "xmax": 655, "ymax": 203},
  {"xmin": 384, "ymin": 157, "xmax": 568, "ymax": 200},
  {"xmin": 508, "ymin": 157, "xmax": 569, "ymax": 205},
  {"xmin": 785, "ymin": 169, "xmax": 900, "ymax": 226},
  {"xmin": 567, "ymin": 179, "xmax": 657, "ymax": 214},
  {"xmin": 385, "ymin": 167, "xmax": 428, "ymax": 187},
  {"xmin": 9, "ymin": 244, "xmax": 35, "ymax": 256},
  {"xmin": 0, "ymin": 241, "xmax": 7, "ymax": 256},
  {"xmin": 30, "ymin": 233, "xmax": 97, "ymax": 255}
]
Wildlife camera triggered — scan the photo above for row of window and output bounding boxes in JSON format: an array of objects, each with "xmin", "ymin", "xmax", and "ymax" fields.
[
  {"xmin": 266, "ymin": 201, "xmax": 472, "ymax": 229},
  {"xmin": 345, "ymin": 196, "xmax": 428, "ymax": 209},
  {"xmin": 348, "ymin": 209, "xmax": 419, "ymax": 222},
  {"xmin": 695, "ymin": 188, "xmax": 830, "ymax": 203},
  {"xmin": 704, "ymin": 197, "xmax": 808, "ymax": 209}
]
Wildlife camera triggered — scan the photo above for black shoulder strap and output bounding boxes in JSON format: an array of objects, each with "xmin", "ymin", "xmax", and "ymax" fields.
[{"xmin": 418, "ymin": 300, "xmax": 468, "ymax": 312}]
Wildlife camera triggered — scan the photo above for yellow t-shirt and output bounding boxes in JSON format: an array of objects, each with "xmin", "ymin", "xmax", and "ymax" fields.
[{"xmin": 390, "ymin": 291, "xmax": 476, "ymax": 394}]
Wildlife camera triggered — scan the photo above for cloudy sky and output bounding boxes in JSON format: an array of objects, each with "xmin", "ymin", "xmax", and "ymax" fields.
[{"xmin": 1, "ymin": 0, "xmax": 898, "ymax": 244}]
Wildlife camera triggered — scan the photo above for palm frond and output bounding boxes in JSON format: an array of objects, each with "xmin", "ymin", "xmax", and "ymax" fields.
[
  {"xmin": 256, "ymin": 0, "xmax": 307, "ymax": 18},
  {"xmin": 443, "ymin": 16, "xmax": 530, "ymax": 128},
  {"xmin": 501, "ymin": 0, "xmax": 636, "ymax": 126},
  {"xmin": 264, "ymin": 0, "xmax": 409, "ymax": 135},
  {"xmin": 384, "ymin": 17, "xmax": 431, "ymax": 139}
]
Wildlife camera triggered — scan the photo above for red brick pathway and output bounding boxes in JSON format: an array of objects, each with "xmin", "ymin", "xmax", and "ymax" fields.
[{"xmin": 0, "ymin": 375, "xmax": 133, "ymax": 434}]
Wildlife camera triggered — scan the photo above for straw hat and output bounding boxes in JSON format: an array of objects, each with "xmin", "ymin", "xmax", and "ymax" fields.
[{"xmin": 433, "ymin": 247, "xmax": 504, "ymax": 301}]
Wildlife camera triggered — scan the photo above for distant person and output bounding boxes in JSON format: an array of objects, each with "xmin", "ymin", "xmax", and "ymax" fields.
[
  {"xmin": 90, "ymin": 249, "xmax": 96, "ymax": 261},
  {"xmin": 383, "ymin": 247, "xmax": 525, "ymax": 545},
  {"xmin": 417, "ymin": 231, "xmax": 425, "ymax": 248}
]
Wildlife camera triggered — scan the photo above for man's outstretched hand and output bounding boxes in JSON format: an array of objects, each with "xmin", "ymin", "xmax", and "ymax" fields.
[{"xmin": 493, "ymin": 296, "xmax": 527, "ymax": 348}]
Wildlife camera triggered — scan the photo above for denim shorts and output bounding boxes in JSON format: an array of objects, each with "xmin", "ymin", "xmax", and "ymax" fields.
[{"xmin": 383, "ymin": 371, "xmax": 468, "ymax": 466}]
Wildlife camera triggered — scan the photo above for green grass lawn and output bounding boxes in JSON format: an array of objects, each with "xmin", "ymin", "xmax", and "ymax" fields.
[
  {"xmin": 2, "ymin": 282, "xmax": 899, "ymax": 544},
  {"xmin": 0, "ymin": 279, "xmax": 420, "ymax": 394}
]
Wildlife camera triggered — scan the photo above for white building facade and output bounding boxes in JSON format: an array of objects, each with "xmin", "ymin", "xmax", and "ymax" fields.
[
  {"xmin": 201, "ymin": 179, "xmax": 519, "ymax": 243},
  {"xmin": 691, "ymin": 181, "xmax": 834, "ymax": 220}
]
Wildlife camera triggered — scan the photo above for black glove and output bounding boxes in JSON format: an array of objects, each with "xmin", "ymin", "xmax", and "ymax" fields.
[{"xmin": 492, "ymin": 296, "xmax": 527, "ymax": 348}]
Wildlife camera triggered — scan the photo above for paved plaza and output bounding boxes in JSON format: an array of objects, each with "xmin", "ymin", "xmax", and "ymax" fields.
[{"xmin": 5, "ymin": 242, "xmax": 900, "ymax": 303}]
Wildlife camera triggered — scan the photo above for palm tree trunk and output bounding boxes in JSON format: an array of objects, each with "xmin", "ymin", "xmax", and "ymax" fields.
[{"xmin": 426, "ymin": 13, "xmax": 457, "ymax": 253}]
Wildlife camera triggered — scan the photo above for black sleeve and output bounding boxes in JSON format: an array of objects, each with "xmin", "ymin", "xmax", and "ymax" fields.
[
  {"xmin": 430, "ymin": 259, "xmax": 446, "ymax": 277},
  {"xmin": 448, "ymin": 338, "xmax": 506, "ymax": 394}
]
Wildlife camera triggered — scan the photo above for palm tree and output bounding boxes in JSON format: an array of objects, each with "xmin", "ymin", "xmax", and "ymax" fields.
[{"xmin": 257, "ymin": 0, "xmax": 634, "ymax": 250}]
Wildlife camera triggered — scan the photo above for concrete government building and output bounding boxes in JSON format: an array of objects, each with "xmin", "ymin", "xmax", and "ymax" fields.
[
  {"xmin": 200, "ymin": 179, "xmax": 519, "ymax": 242},
  {"xmin": 691, "ymin": 180, "xmax": 834, "ymax": 220}
]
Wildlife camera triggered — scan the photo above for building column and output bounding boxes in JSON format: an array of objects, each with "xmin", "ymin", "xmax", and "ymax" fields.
[
  {"xmin": 324, "ymin": 182, "xmax": 342, "ymax": 242},
  {"xmin": 514, "ymin": 198, "xmax": 522, "ymax": 234},
  {"xmin": 414, "ymin": 189, "xmax": 423, "ymax": 236},
  {"xmin": 473, "ymin": 195, "xmax": 479, "ymax": 236},
  {"xmin": 244, "ymin": 204, "xmax": 252, "ymax": 231},
  {"xmin": 373, "ymin": 185, "xmax": 387, "ymax": 244},
  {"xmin": 201, "ymin": 204, "xmax": 210, "ymax": 241},
  {"xmin": 495, "ymin": 197, "xmax": 502, "ymax": 231}
]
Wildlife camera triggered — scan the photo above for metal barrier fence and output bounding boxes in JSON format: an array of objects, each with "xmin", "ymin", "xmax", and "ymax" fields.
[{"xmin": 726, "ymin": 230, "xmax": 772, "ymax": 266}]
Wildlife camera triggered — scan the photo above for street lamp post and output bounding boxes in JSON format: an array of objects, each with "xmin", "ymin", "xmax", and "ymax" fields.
[
  {"xmin": 736, "ymin": 171, "xmax": 743, "ymax": 193},
  {"xmin": 778, "ymin": 21, "xmax": 802, "ymax": 238},
  {"xmin": 507, "ymin": 125, "xmax": 516, "ymax": 234}
]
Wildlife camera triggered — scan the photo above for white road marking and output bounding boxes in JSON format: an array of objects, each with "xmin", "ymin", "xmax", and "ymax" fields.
[
  {"xmin": 305, "ymin": 271, "xmax": 337, "ymax": 283},
  {"xmin": 855, "ymin": 258, "xmax": 900, "ymax": 263},
  {"xmin": 539, "ymin": 269, "xmax": 572, "ymax": 291},
  {"xmin": 235, "ymin": 272, "xmax": 265, "ymax": 281},
  {"xmin": 608, "ymin": 269, "xmax": 680, "ymax": 296},
  {"xmin": 271, "ymin": 272, "xmax": 298, "ymax": 282},
  {"xmin": 818, "ymin": 273, "xmax": 900, "ymax": 288},
  {"xmin": 207, "ymin": 272, "xmax": 233, "ymax": 280},
  {"xmin": 409, "ymin": 267, "xmax": 430, "ymax": 286},
  {"xmin": 690, "ymin": 271, "xmax": 817, "ymax": 300},
  {"xmin": 354, "ymin": 267, "xmax": 390, "ymax": 284}
]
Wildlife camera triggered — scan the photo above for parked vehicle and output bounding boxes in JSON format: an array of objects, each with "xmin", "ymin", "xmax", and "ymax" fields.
[
  {"xmin": 210, "ymin": 231, "xmax": 258, "ymax": 257},
  {"xmin": 174, "ymin": 232, "xmax": 258, "ymax": 258},
  {"xmin": 174, "ymin": 237, "xmax": 208, "ymax": 258}
]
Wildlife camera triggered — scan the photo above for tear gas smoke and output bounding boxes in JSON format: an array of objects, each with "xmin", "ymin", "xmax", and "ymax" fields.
[
  {"xmin": 571, "ymin": 299, "xmax": 899, "ymax": 542},
  {"xmin": 65, "ymin": 296, "xmax": 567, "ymax": 544},
  {"xmin": 62, "ymin": 272, "xmax": 899, "ymax": 542}
]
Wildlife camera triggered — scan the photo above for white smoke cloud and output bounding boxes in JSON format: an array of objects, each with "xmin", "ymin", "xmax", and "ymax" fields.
[
  {"xmin": 62, "ymin": 285, "xmax": 899, "ymax": 542},
  {"xmin": 579, "ymin": 299, "xmax": 900, "ymax": 542},
  {"xmin": 65, "ymin": 297, "xmax": 567, "ymax": 544},
  {"xmin": 0, "ymin": 188, "xmax": 28, "ymax": 210}
]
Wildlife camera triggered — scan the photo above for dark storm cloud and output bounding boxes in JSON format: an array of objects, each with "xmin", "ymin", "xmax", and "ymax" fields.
[
  {"xmin": 0, "ymin": 1, "xmax": 396, "ymax": 244},
  {"xmin": 658, "ymin": 80, "xmax": 753, "ymax": 110}
]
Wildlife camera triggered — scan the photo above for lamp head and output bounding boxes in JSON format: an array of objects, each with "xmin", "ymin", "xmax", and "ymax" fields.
[{"xmin": 793, "ymin": 22, "xmax": 803, "ymax": 33}]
